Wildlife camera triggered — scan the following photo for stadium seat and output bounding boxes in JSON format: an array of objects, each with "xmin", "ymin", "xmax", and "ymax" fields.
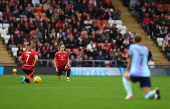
[
  {"xmin": 34, "ymin": 13, "xmax": 39, "ymax": 17},
  {"xmin": 95, "ymin": 19, "xmax": 101, "ymax": 24},
  {"xmin": 120, "ymin": 30, "xmax": 126, "ymax": 35},
  {"xmin": 11, "ymin": 47, "xmax": 18, "ymax": 57},
  {"xmin": 124, "ymin": 49, "xmax": 129, "ymax": 54},
  {"xmin": 119, "ymin": 26, "xmax": 127, "ymax": 31},
  {"xmin": 0, "ymin": 23, "xmax": 2, "ymax": 28},
  {"xmin": 3, "ymin": 23, "xmax": 9, "ymax": 28},
  {"xmin": 1, "ymin": 34, "xmax": 7, "ymax": 39},
  {"xmin": 101, "ymin": 20, "xmax": 108, "ymax": 24},
  {"xmin": 67, "ymin": 48, "xmax": 71, "ymax": 52},
  {"xmin": 98, "ymin": 25, "xmax": 105, "ymax": 30},
  {"xmin": 115, "ymin": 20, "xmax": 123, "ymax": 25},
  {"xmin": 4, "ymin": 35, "xmax": 10, "ymax": 44},
  {"xmin": 148, "ymin": 61, "xmax": 155, "ymax": 68},
  {"xmin": 73, "ymin": 48, "xmax": 79, "ymax": 52},
  {"xmin": 23, "ymin": 48, "xmax": 26, "ymax": 51},
  {"xmin": 39, "ymin": 13, "xmax": 46, "ymax": 18},
  {"xmin": 157, "ymin": 38, "xmax": 163, "ymax": 46},
  {"xmin": 34, "ymin": 7, "xmax": 43, "ymax": 12},
  {"xmin": 0, "ymin": 28, "xmax": 8, "ymax": 34},
  {"xmin": 116, "ymin": 24, "xmax": 123, "ymax": 29}
]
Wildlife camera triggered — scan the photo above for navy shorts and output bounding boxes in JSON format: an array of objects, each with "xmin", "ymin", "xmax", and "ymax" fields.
[{"xmin": 130, "ymin": 76, "xmax": 151, "ymax": 88}]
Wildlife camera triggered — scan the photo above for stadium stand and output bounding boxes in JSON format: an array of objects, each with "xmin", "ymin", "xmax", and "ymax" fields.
[{"xmin": 0, "ymin": 0, "xmax": 167, "ymax": 67}]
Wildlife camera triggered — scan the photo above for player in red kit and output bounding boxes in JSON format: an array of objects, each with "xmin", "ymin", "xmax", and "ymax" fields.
[
  {"xmin": 54, "ymin": 43, "xmax": 71, "ymax": 81},
  {"xmin": 18, "ymin": 43, "xmax": 38, "ymax": 83}
]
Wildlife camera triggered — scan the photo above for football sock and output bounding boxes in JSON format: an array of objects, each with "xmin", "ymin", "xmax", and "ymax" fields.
[
  {"xmin": 67, "ymin": 67, "xmax": 71, "ymax": 78},
  {"xmin": 144, "ymin": 90, "xmax": 155, "ymax": 99},
  {"xmin": 122, "ymin": 76, "xmax": 132, "ymax": 95},
  {"xmin": 25, "ymin": 78, "xmax": 30, "ymax": 83}
]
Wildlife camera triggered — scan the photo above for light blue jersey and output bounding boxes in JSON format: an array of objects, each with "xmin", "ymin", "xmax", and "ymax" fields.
[{"xmin": 128, "ymin": 44, "xmax": 150, "ymax": 77}]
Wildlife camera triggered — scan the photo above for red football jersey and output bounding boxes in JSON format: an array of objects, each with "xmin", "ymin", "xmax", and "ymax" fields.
[
  {"xmin": 54, "ymin": 51, "xmax": 69, "ymax": 70},
  {"xmin": 21, "ymin": 50, "xmax": 37, "ymax": 70}
]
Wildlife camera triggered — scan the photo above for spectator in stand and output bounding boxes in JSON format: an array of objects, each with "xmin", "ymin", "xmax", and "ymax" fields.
[
  {"xmin": 48, "ymin": 34, "xmax": 55, "ymax": 45},
  {"xmin": 129, "ymin": 38, "xmax": 134, "ymax": 45},
  {"xmin": 19, "ymin": 5, "xmax": 26, "ymax": 18},
  {"xmin": 46, "ymin": 6, "xmax": 53, "ymax": 19},
  {"xmin": 26, "ymin": 9, "xmax": 35, "ymax": 19},
  {"xmin": 103, "ymin": 40, "xmax": 111, "ymax": 52},
  {"xmin": 154, "ymin": 25, "xmax": 161, "ymax": 38},
  {"xmin": 110, "ymin": 40, "xmax": 117, "ymax": 51},
  {"xmin": 160, "ymin": 25, "xmax": 167, "ymax": 38},
  {"xmin": 131, "ymin": 31, "xmax": 136, "ymax": 39},
  {"xmin": 124, "ymin": 30, "xmax": 131, "ymax": 39},
  {"xmin": 43, "ymin": 0, "xmax": 50, "ymax": 12},
  {"xmin": 162, "ymin": 37, "xmax": 169, "ymax": 54},
  {"xmin": 113, "ymin": 6, "xmax": 121, "ymax": 20},
  {"xmin": 96, "ymin": 51, "xmax": 105, "ymax": 67},
  {"xmin": 8, "ymin": 23, "xmax": 14, "ymax": 34},
  {"xmin": 106, "ymin": 8, "xmax": 113, "ymax": 20},
  {"xmin": 166, "ymin": 33, "xmax": 170, "ymax": 41},
  {"xmin": 8, "ymin": 35, "xmax": 16, "ymax": 48},
  {"xmin": 25, "ymin": 3, "xmax": 33, "ymax": 14},
  {"xmin": 82, "ymin": 54, "xmax": 89, "ymax": 67},
  {"xmin": 15, "ymin": 33, "xmax": 23, "ymax": 47},
  {"xmin": 159, "ymin": 13, "xmax": 167, "ymax": 26},
  {"xmin": 32, "ymin": 0, "xmax": 40, "ymax": 7},
  {"xmin": 35, "ymin": 16, "xmax": 41, "ymax": 29},
  {"xmin": 68, "ymin": 35, "xmax": 75, "ymax": 51},
  {"xmin": 143, "ymin": 13, "xmax": 151, "ymax": 34},
  {"xmin": 87, "ymin": 41, "xmax": 96, "ymax": 52},
  {"xmin": 139, "ymin": 6, "xmax": 147, "ymax": 21},
  {"xmin": 148, "ymin": 20, "xmax": 155, "ymax": 39},
  {"xmin": 83, "ymin": 35, "xmax": 91, "ymax": 47},
  {"xmin": 65, "ymin": 28, "xmax": 72, "ymax": 39},
  {"xmin": 135, "ymin": 1, "xmax": 141, "ymax": 16},
  {"xmin": 157, "ymin": 4, "xmax": 164, "ymax": 15},
  {"xmin": 115, "ymin": 29, "xmax": 122, "ymax": 38},
  {"xmin": 35, "ymin": 28, "xmax": 42, "ymax": 39},
  {"xmin": 101, "ymin": 29, "xmax": 110, "ymax": 42},
  {"xmin": 37, "ymin": 53, "xmax": 45, "ymax": 67},
  {"xmin": 165, "ymin": 42, "xmax": 170, "ymax": 61},
  {"xmin": 109, "ymin": 30, "xmax": 116, "ymax": 42},
  {"xmin": 150, "ymin": 2, "xmax": 157, "ymax": 13},
  {"xmin": 92, "ymin": 8, "xmax": 100, "ymax": 19},
  {"xmin": 2, "ymin": 11, "xmax": 12, "ymax": 23},
  {"xmin": 84, "ymin": 16, "xmax": 93, "ymax": 31},
  {"xmin": 130, "ymin": 0, "xmax": 138, "ymax": 9},
  {"xmin": 39, "ymin": 22, "xmax": 45, "ymax": 33},
  {"xmin": 32, "ymin": 34, "xmax": 38, "ymax": 43},
  {"xmin": 17, "ymin": 46, "xmax": 23, "ymax": 58}
]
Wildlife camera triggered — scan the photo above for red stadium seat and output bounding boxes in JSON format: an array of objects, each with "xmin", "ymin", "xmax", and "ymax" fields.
[
  {"xmin": 100, "ymin": 43, "xmax": 104, "ymax": 46},
  {"xmin": 93, "ymin": 42, "xmax": 97, "ymax": 46},
  {"xmin": 165, "ymin": 26, "xmax": 169, "ymax": 31},
  {"xmin": 39, "ymin": 13, "xmax": 46, "ymax": 18},
  {"xmin": 124, "ymin": 49, "xmax": 129, "ymax": 54},
  {"xmin": 95, "ymin": 19, "xmax": 101, "ymax": 23},
  {"xmin": 73, "ymin": 48, "xmax": 79, "ymax": 52},
  {"xmin": 34, "ymin": 13, "xmax": 39, "ymax": 17},
  {"xmin": 101, "ymin": 20, "xmax": 108, "ymax": 24},
  {"xmin": 34, "ymin": 7, "xmax": 43, "ymax": 12},
  {"xmin": 67, "ymin": 48, "xmax": 71, "ymax": 52},
  {"xmin": 98, "ymin": 25, "xmax": 105, "ymax": 30}
]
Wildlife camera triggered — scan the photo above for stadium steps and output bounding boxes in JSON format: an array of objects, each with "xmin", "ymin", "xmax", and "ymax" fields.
[
  {"xmin": 113, "ymin": 0, "xmax": 169, "ymax": 67},
  {"xmin": 0, "ymin": 39, "xmax": 16, "ymax": 66}
]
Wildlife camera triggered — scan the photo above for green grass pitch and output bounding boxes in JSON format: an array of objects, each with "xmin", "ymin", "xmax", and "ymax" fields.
[{"xmin": 0, "ymin": 75, "xmax": 170, "ymax": 109}]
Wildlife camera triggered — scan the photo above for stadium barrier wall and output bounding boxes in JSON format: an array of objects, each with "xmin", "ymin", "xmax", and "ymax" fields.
[{"xmin": 1, "ymin": 67, "xmax": 169, "ymax": 76}]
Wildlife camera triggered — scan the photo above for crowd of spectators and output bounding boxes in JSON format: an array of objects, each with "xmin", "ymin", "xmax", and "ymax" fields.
[
  {"xmin": 0, "ymin": 0, "xmax": 134, "ymax": 67},
  {"xmin": 127, "ymin": 0, "xmax": 170, "ymax": 61}
]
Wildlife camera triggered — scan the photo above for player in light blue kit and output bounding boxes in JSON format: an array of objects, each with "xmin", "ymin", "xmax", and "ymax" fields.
[{"xmin": 122, "ymin": 34, "xmax": 160, "ymax": 100}]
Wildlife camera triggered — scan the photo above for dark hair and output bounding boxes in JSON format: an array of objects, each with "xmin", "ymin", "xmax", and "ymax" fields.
[{"xmin": 134, "ymin": 34, "xmax": 142, "ymax": 43}]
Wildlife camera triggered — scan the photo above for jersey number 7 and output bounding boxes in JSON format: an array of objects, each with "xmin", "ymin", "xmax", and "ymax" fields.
[{"xmin": 26, "ymin": 54, "xmax": 30, "ymax": 62}]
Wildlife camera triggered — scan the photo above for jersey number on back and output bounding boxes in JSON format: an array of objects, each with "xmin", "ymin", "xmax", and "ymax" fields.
[
  {"xmin": 26, "ymin": 54, "xmax": 30, "ymax": 62},
  {"xmin": 139, "ymin": 53, "xmax": 144, "ymax": 65}
]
